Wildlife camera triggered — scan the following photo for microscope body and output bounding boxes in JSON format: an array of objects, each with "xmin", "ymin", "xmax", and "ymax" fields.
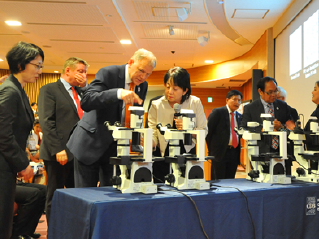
[
  {"xmin": 157, "ymin": 109, "xmax": 210, "ymax": 190},
  {"xmin": 241, "ymin": 114, "xmax": 291, "ymax": 184},
  {"xmin": 289, "ymin": 118, "xmax": 319, "ymax": 182},
  {"xmin": 106, "ymin": 106, "xmax": 157, "ymax": 194}
]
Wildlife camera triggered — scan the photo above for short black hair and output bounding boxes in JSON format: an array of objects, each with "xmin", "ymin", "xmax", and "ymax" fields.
[
  {"xmin": 6, "ymin": 41, "xmax": 44, "ymax": 74},
  {"xmin": 257, "ymin": 76, "xmax": 277, "ymax": 92},
  {"xmin": 33, "ymin": 119, "xmax": 40, "ymax": 126},
  {"xmin": 31, "ymin": 102, "xmax": 37, "ymax": 106},
  {"xmin": 226, "ymin": 90, "xmax": 243, "ymax": 100},
  {"xmin": 164, "ymin": 67, "xmax": 191, "ymax": 104},
  {"xmin": 316, "ymin": 80, "xmax": 319, "ymax": 88}
]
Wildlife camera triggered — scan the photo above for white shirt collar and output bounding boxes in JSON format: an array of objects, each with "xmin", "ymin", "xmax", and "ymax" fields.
[{"xmin": 125, "ymin": 64, "xmax": 132, "ymax": 85}]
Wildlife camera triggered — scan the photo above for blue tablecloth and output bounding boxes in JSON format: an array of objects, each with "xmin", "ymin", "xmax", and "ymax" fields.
[{"xmin": 48, "ymin": 179, "xmax": 319, "ymax": 238}]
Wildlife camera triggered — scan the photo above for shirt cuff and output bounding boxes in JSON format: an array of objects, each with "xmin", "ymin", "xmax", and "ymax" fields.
[{"xmin": 117, "ymin": 89, "xmax": 122, "ymax": 100}]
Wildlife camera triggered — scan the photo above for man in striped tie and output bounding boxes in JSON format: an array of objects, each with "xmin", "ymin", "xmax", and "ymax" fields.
[{"xmin": 240, "ymin": 77, "xmax": 294, "ymax": 173}]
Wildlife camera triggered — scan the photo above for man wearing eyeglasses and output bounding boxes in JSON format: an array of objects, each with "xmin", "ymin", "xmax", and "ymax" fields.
[
  {"xmin": 240, "ymin": 76, "xmax": 293, "ymax": 155},
  {"xmin": 67, "ymin": 49, "xmax": 157, "ymax": 188}
]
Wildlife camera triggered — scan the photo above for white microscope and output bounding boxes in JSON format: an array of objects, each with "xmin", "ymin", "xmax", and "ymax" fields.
[
  {"xmin": 238, "ymin": 113, "xmax": 291, "ymax": 184},
  {"xmin": 289, "ymin": 117, "xmax": 319, "ymax": 182},
  {"xmin": 105, "ymin": 106, "xmax": 157, "ymax": 194},
  {"xmin": 156, "ymin": 108, "xmax": 210, "ymax": 190}
]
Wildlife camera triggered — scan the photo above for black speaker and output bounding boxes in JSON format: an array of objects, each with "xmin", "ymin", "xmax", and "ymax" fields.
[{"xmin": 252, "ymin": 69, "xmax": 263, "ymax": 101}]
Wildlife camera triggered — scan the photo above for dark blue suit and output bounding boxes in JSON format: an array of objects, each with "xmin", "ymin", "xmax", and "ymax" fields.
[
  {"xmin": 67, "ymin": 64, "xmax": 148, "ymax": 187},
  {"xmin": 240, "ymin": 98, "xmax": 292, "ymax": 153},
  {"xmin": 206, "ymin": 106, "xmax": 241, "ymax": 179},
  {"xmin": 240, "ymin": 98, "xmax": 293, "ymax": 175}
]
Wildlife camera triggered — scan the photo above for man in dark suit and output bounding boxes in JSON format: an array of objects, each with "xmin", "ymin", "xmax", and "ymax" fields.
[
  {"xmin": 38, "ymin": 57, "xmax": 88, "ymax": 224},
  {"xmin": 206, "ymin": 90, "xmax": 243, "ymax": 180},
  {"xmin": 240, "ymin": 77, "xmax": 293, "ymax": 174},
  {"xmin": 67, "ymin": 48, "xmax": 157, "ymax": 187}
]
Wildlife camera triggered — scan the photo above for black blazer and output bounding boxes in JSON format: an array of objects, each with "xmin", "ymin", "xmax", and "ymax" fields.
[
  {"xmin": 240, "ymin": 99, "xmax": 292, "ymax": 130},
  {"xmin": 240, "ymin": 99, "xmax": 292, "ymax": 153},
  {"xmin": 0, "ymin": 75, "xmax": 34, "ymax": 173},
  {"xmin": 38, "ymin": 79, "xmax": 82, "ymax": 161},
  {"xmin": 67, "ymin": 64, "xmax": 148, "ymax": 165},
  {"xmin": 206, "ymin": 106, "xmax": 241, "ymax": 163}
]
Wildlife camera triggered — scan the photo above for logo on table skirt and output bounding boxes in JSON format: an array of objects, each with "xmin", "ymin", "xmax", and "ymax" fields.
[{"xmin": 306, "ymin": 197, "xmax": 316, "ymax": 215}]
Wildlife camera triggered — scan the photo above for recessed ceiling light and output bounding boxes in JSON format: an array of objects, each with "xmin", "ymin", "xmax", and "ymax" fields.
[
  {"xmin": 120, "ymin": 39, "xmax": 131, "ymax": 44},
  {"xmin": 205, "ymin": 60, "xmax": 214, "ymax": 64},
  {"xmin": 0, "ymin": 59, "xmax": 3, "ymax": 62},
  {"xmin": 5, "ymin": 20, "xmax": 21, "ymax": 26},
  {"xmin": 54, "ymin": 71, "xmax": 59, "ymax": 73}
]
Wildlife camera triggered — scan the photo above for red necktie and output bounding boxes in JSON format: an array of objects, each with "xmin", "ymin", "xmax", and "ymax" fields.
[
  {"xmin": 230, "ymin": 112, "xmax": 238, "ymax": 148},
  {"xmin": 71, "ymin": 87, "xmax": 83, "ymax": 119},
  {"xmin": 124, "ymin": 82, "xmax": 134, "ymax": 127}
]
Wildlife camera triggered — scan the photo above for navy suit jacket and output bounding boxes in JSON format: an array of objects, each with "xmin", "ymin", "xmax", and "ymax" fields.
[
  {"xmin": 38, "ymin": 79, "xmax": 81, "ymax": 161},
  {"xmin": 206, "ymin": 106, "xmax": 241, "ymax": 163},
  {"xmin": 67, "ymin": 64, "xmax": 148, "ymax": 165}
]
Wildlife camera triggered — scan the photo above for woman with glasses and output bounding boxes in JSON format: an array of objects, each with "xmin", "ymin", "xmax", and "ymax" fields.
[
  {"xmin": 148, "ymin": 67, "xmax": 207, "ymax": 183},
  {"xmin": 0, "ymin": 41, "xmax": 44, "ymax": 238}
]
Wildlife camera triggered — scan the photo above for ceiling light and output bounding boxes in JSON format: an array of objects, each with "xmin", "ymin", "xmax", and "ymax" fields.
[
  {"xmin": 54, "ymin": 71, "xmax": 59, "ymax": 73},
  {"xmin": 217, "ymin": 0, "xmax": 224, "ymax": 4},
  {"xmin": 5, "ymin": 20, "xmax": 21, "ymax": 26},
  {"xmin": 169, "ymin": 25, "xmax": 174, "ymax": 35},
  {"xmin": 197, "ymin": 31, "xmax": 210, "ymax": 47},
  {"xmin": 120, "ymin": 39, "xmax": 131, "ymax": 44},
  {"xmin": 205, "ymin": 60, "xmax": 214, "ymax": 64},
  {"xmin": 0, "ymin": 59, "xmax": 3, "ymax": 62},
  {"xmin": 175, "ymin": 3, "xmax": 191, "ymax": 22}
]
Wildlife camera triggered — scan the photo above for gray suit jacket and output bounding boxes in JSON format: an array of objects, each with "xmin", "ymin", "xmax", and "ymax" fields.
[{"xmin": 67, "ymin": 64, "xmax": 148, "ymax": 165}]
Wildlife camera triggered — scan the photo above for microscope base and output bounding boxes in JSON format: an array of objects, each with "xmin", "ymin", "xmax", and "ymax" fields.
[
  {"xmin": 248, "ymin": 174, "xmax": 291, "ymax": 184},
  {"xmin": 293, "ymin": 176, "xmax": 319, "ymax": 183},
  {"xmin": 113, "ymin": 161, "xmax": 157, "ymax": 194},
  {"xmin": 165, "ymin": 161, "xmax": 210, "ymax": 190}
]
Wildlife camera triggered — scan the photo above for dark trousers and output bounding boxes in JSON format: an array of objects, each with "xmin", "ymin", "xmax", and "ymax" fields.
[
  {"xmin": 0, "ymin": 168, "xmax": 16, "ymax": 239},
  {"xmin": 12, "ymin": 182, "xmax": 46, "ymax": 237},
  {"xmin": 211, "ymin": 146, "xmax": 240, "ymax": 180},
  {"xmin": 74, "ymin": 141, "xmax": 116, "ymax": 187},
  {"xmin": 44, "ymin": 160, "xmax": 74, "ymax": 224}
]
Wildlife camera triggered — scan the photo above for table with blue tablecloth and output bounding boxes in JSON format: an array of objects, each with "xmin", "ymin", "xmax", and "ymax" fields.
[{"xmin": 48, "ymin": 179, "xmax": 319, "ymax": 238}]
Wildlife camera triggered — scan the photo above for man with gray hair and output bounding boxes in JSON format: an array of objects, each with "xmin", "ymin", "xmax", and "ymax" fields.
[
  {"xmin": 277, "ymin": 86, "xmax": 299, "ymax": 124},
  {"xmin": 38, "ymin": 57, "xmax": 89, "ymax": 223},
  {"xmin": 67, "ymin": 48, "xmax": 157, "ymax": 187}
]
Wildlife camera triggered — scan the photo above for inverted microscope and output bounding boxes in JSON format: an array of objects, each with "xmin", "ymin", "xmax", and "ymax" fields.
[
  {"xmin": 105, "ymin": 106, "xmax": 157, "ymax": 194},
  {"xmin": 156, "ymin": 108, "xmax": 210, "ymax": 190},
  {"xmin": 289, "ymin": 117, "xmax": 319, "ymax": 182},
  {"xmin": 238, "ymin": 113, "xmax": 291, "ymax": 184}
]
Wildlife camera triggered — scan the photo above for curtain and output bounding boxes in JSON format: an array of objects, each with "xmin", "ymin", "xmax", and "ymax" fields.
[{"xmin": 24, "ymin": 73, "xmax": 61, "ymax": 104}]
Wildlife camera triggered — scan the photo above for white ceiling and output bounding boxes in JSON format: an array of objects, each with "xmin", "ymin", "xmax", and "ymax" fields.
[{"xmin": 0, "ymin": 0, "xmax": 293, "ymax": 88}]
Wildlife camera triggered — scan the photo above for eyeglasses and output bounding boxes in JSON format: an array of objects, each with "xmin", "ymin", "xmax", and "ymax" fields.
[
  {"xmin": 29, "ymin": 62, "xmax": 44, "ymax": 71},
  {"xmin": 264, "ymin": 90, "xmax": 278, "ymax": 96}
]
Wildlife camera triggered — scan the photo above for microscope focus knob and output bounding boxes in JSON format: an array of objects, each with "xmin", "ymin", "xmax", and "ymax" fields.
[
  {"xmin": 296, "ymin": 167, "xmax": 305, "ymax": 177},
  {"xmin": 248, "ymin": 170, "xmax": 260, "ymax": 179},
  {"xmin": 164, "ymin": 174, "xmax": 175, "ymax": 184},
  {"xmin": 110, "ymin": 176, "xmax": 122, "ymax": 186}
]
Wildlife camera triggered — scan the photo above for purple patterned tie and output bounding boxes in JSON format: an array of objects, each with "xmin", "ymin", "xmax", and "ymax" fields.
[{"xmin": 267, "ymin": 104, "xmax": 279, "ymax": 149}]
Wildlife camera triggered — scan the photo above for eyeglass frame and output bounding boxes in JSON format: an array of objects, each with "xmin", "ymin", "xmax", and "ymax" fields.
[
  {"xmin": 263, "ymin": 89, "xmax": 278, "ymax": 96},
  {"xmin": 29, "ymin": 62, "xmax": 44, "ymax": 71}
]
